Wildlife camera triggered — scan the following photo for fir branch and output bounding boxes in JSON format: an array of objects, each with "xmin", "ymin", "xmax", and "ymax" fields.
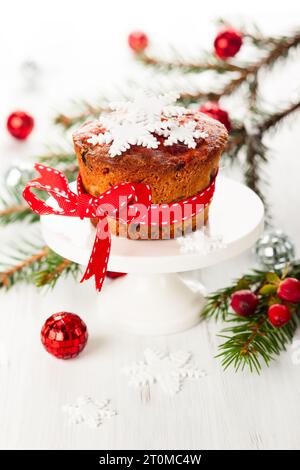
[
  {"xmin": 0, "ymin": 187, "xmax": 39, "ymax": 225},
  {"xmin": 241, "ymin": 98, "xmax": 300, "ymax": 206},
  {"xmin": 202, "ymin": 270, "xmax": 264, "ymax": 321},
  {"xmin": 258, "ymin": 99, "xmax": 300, "ymax": 134},
  {"xmin": 37, "ymin": 150, "xmax": 79, "ymax": 182},
  {"xmin": 217, "ymin": 308, "xmax": 299, "ymax": 373},
  {"xmin": 179, "ymin": 30, "xmax": 300, "ymax": 105},
  {"xmin": 0, "ymin": 245, "xmax": 48, "ymax": 288},
  {"xmin": 203, "ymin": 263, "xmax": 300, "ymax": 373},
  {"xmin": 0, "ymin": 236, "xmax": 80, "ymax": 290},
  {"xmin": 178, "ymin": 70, "xmax": 249, "ymax": 104},
  {"xmin": 55, "ymin": 103, "xmax": 110, "ymax": 130},
  {"xmin": 137, "ymin": 52, "xmax": 245, "ymax": 74},
  {"xmin": 244, "ymin": 134, "xmax": 267, "ymax": 203},
  {"xmin": 223, "ymin": 123, "xmax": 247, "ymax": 161},
  {"xmin": 201, "ymin": 286, "xmax": 236, "ymax": 321},
  {"xmin": 38, "ymin": 150, "xmax": 76, "ymax": 167},
  {"xmin": 34, "ymin": 252, "xmax": 80, "ymax": 288}
]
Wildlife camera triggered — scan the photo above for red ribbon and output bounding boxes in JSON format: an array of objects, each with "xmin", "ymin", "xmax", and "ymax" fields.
[{"xmin": 23, "ymin": 164, "xmax": 217, "ymax": 291}]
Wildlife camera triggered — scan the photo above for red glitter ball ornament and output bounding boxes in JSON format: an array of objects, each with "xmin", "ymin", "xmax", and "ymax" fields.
[
  {"xmin": 41, "ymin": 312, "xmax": 88, "ymax": 359},
  {"xmin": 128, "ymin": 31, "xmax": 148, "ymax": 52},
  {"xmin": 199, "ymin": 101, "xmax": 232, "ymax": 132},
  {"xmin": 214, "ymin": 29, "xmax": 243, "ymax": 59},
  {"xmin": 7, "ymin": 110, "xmax": 34, "ymax": 140}
]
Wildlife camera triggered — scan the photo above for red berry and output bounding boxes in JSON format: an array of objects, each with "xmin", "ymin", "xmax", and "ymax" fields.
[
  {"xmin": 199, "ymin": 101, "xmax": 231, "ymax": 132},
  {"xmin": 128, "ymin": 31, "xmax": 148, "ymax": 52},
  {"xmin": 7, "ymin": 110, "xmax": 34, "ymax": 140},
  {"xmin": 277, "ymin": 278, "xmax": 300, "ymax": 303},
  {"xmin": 214, "ymin": 29, "xmax": 243, "ymax": 60},
  {"xmin": 268, "ymin": 304, "xmax": 291, "ymax": 328},
  {"xmin": 106, "ymin": 271, "xmax": 127, "ymax": 279},
  {"xmin": 230, "ymin": 290, "xmax": 259, "ymax": 317}
]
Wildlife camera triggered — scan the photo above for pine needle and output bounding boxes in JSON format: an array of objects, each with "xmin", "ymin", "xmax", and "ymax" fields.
[
  {"xmin": 202, "ymin": 263, "xmax": 300, "ymax": 373},
  {"xmin": 0, "ymin": 234, "xmax": 81, "ymax": 290}
]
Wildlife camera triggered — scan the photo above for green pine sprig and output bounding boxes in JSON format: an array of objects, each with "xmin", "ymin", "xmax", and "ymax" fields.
[
  {"xmin": 175, "ymin": 29, "xmax": 300, "ymax": 105},
  {"xmin": 38, "ymin": 149, "xmax": 76, "ymax": 167},
  {"xmin": 54, "ymin": 100, "xmax": 110, "ymax": 130},
  {"xmin": 0, "ymin": 185, "xmax": 39, "ymax": 225},
  {"xmin": 202, "ymin": 263, "xmax": 300, "ymax": 373},
  {"xmin": 0, "ymin": 234, "xmax": 81, "ymax": 290},
  {"xmin": 217, "ymin": 307, "xmax": 299, "ymax": 373},
  {"xmin": 37, "ymin": 150, "xmax": 78, "ymax": 182},
  {"xmin": 0, "ymin": 236, "xmax": 48, "ymax": 288},
  {"xmin": 34, "ymin": 250, "xmax": 81, "ymax": 288}
]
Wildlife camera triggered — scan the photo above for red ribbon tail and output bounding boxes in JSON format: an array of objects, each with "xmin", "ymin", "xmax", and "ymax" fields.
[{"xmin": 80, "ymin": 219, "xmax": 111, "ymax": 292}]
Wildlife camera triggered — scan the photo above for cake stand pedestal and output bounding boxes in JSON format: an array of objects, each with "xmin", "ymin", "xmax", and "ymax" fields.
[{"xmin": 40, "ymin": 176, "xmax": 264, "ymax": 335}]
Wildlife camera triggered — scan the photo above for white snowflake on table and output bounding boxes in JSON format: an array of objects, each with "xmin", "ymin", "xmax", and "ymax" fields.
[
  {"xmin": 62, "ymin": 396, "xmax": 117, "ymax": 429},
  {"xmin": 163, "ymin": 120, "xmax": 208, "ymax": 148},
  {"xmin": 122, "ymin": 349, "xmax": 206, "ymax": 396},
  {"xmin": 178, "ymin": 229, "xmax": 226, "ymax": 255}
]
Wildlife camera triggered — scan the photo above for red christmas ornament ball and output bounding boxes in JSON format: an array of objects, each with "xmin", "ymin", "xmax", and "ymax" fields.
[
  {"xmin": 7, "ymin": 111, "xmax": 34, "ymax": 140},
  {"xmin": 230, "ymin": 290, "xmax": 259, "ymax": 317},
  {"xmin": 277, "ymin": 277, "xmax": 300, "ymax": 303},
  {"xmin": 199, "ymin": 101, "xmax": 232, "ymax": 132},
  {"xmin": 214, "ymin": 29, "xmax": 243, "ymax": 60},
  {"xmin": 41, "ymin": 312, "xmax": 88, "ymax": 359},
  {"xmin": 106, "ymin": 271, "xmax": 127, "ymax": 279},
  {"xmin": 128, "ymin": 31, "xmax": 148, "ymax": 52},
  {"xmin": 268, "ymin": 304, "xmax": 291, "ymax": 328}
]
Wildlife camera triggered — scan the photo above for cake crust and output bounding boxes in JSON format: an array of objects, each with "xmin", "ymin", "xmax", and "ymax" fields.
[{"xmin": 73, "ymin": 112, "xmax": 227, "ymax": 202}]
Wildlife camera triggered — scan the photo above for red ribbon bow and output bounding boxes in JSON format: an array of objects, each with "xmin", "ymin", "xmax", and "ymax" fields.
[{"xmin": 23, "ymin": 164, "xmax": 217, "ymax": 291}]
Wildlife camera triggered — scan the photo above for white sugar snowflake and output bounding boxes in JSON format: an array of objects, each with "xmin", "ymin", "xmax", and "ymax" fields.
[
  {"xmin": 110, "ymin": 90, "xmax": 186, "ymax": 128},
  {"xmin": 164, "ymin": 120, "xmax": 208, "ymax": 149},
  {"xmin": 98, "ymin": 116, "xmax": 159, "ymax": 156},
  {"xmin": 87, "ymin": 90, "xmax": 208, "ymax": 156},
  {"xmin": 122, "ymin": 349, "xmax": 206, "ymax": 396},
  {"xmin": 87, "ymin": 131, "xmax": 112, "ymax": 146},
  {"xmin": 178, "ymin": 229, "xmax": 226, "ymax": 255},
  {"xmin": 62, "ymin": 397, "xmax": 117, "ymax": 429}
]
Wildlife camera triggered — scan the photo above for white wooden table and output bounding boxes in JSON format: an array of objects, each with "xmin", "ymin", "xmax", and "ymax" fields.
[
  {"xmin": 0, "ymin": 0, "xmax": 300, "ymax": 450},
  {"xmin": 1, "ymin": 251, "xmax": 300, "ymax": 450}
]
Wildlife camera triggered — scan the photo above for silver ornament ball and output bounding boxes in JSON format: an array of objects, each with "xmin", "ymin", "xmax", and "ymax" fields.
[
  {"xmin": 5, "ymin": 164, "xmax": 35, "ymax": 192},
  {"xmin": 255, "ymin": 230, "xmax": 295, "ymax": 270}
]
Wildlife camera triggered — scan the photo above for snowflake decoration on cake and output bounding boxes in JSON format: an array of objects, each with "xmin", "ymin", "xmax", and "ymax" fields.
[
  {"xmin": 110, "ymin": 90, "xmax": 186, "ymax": 127},
  {"xmin": 62, "ymin": 396, "xmax": 117, "ymax": 429},
  {"xmin": 177, "ymin": 229, "xmax": 226, "ymax": 255},
  {"xmin": 163, "ymin": 120, "xmax": 208, "ymax": 149},
  {"xmin": 122, "ymin": 348, "xmax": 206, "ymax": 396},
  {"xmin": 86, "ymin": 90, "xmax": 208, "ymax": 157},
  {"xmin": 95, "ymin": 116, "xmax": 159, "ymax": 156}
]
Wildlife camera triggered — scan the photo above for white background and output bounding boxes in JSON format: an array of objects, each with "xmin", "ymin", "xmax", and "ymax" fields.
[{"xmin": 0, "ymin": 0, "xmax": 300, "ymax": 450}]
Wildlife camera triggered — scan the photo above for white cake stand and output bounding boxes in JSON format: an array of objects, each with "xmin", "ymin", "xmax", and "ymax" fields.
[{"xmin": 40, "ymin": 176, "xmax": 264, "ymax": 335}]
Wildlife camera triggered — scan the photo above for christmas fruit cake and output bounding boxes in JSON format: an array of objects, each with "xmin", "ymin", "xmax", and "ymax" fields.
[{"xmin": 73, "ymin": 91, "xmax": 228, "ymax": 239}]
